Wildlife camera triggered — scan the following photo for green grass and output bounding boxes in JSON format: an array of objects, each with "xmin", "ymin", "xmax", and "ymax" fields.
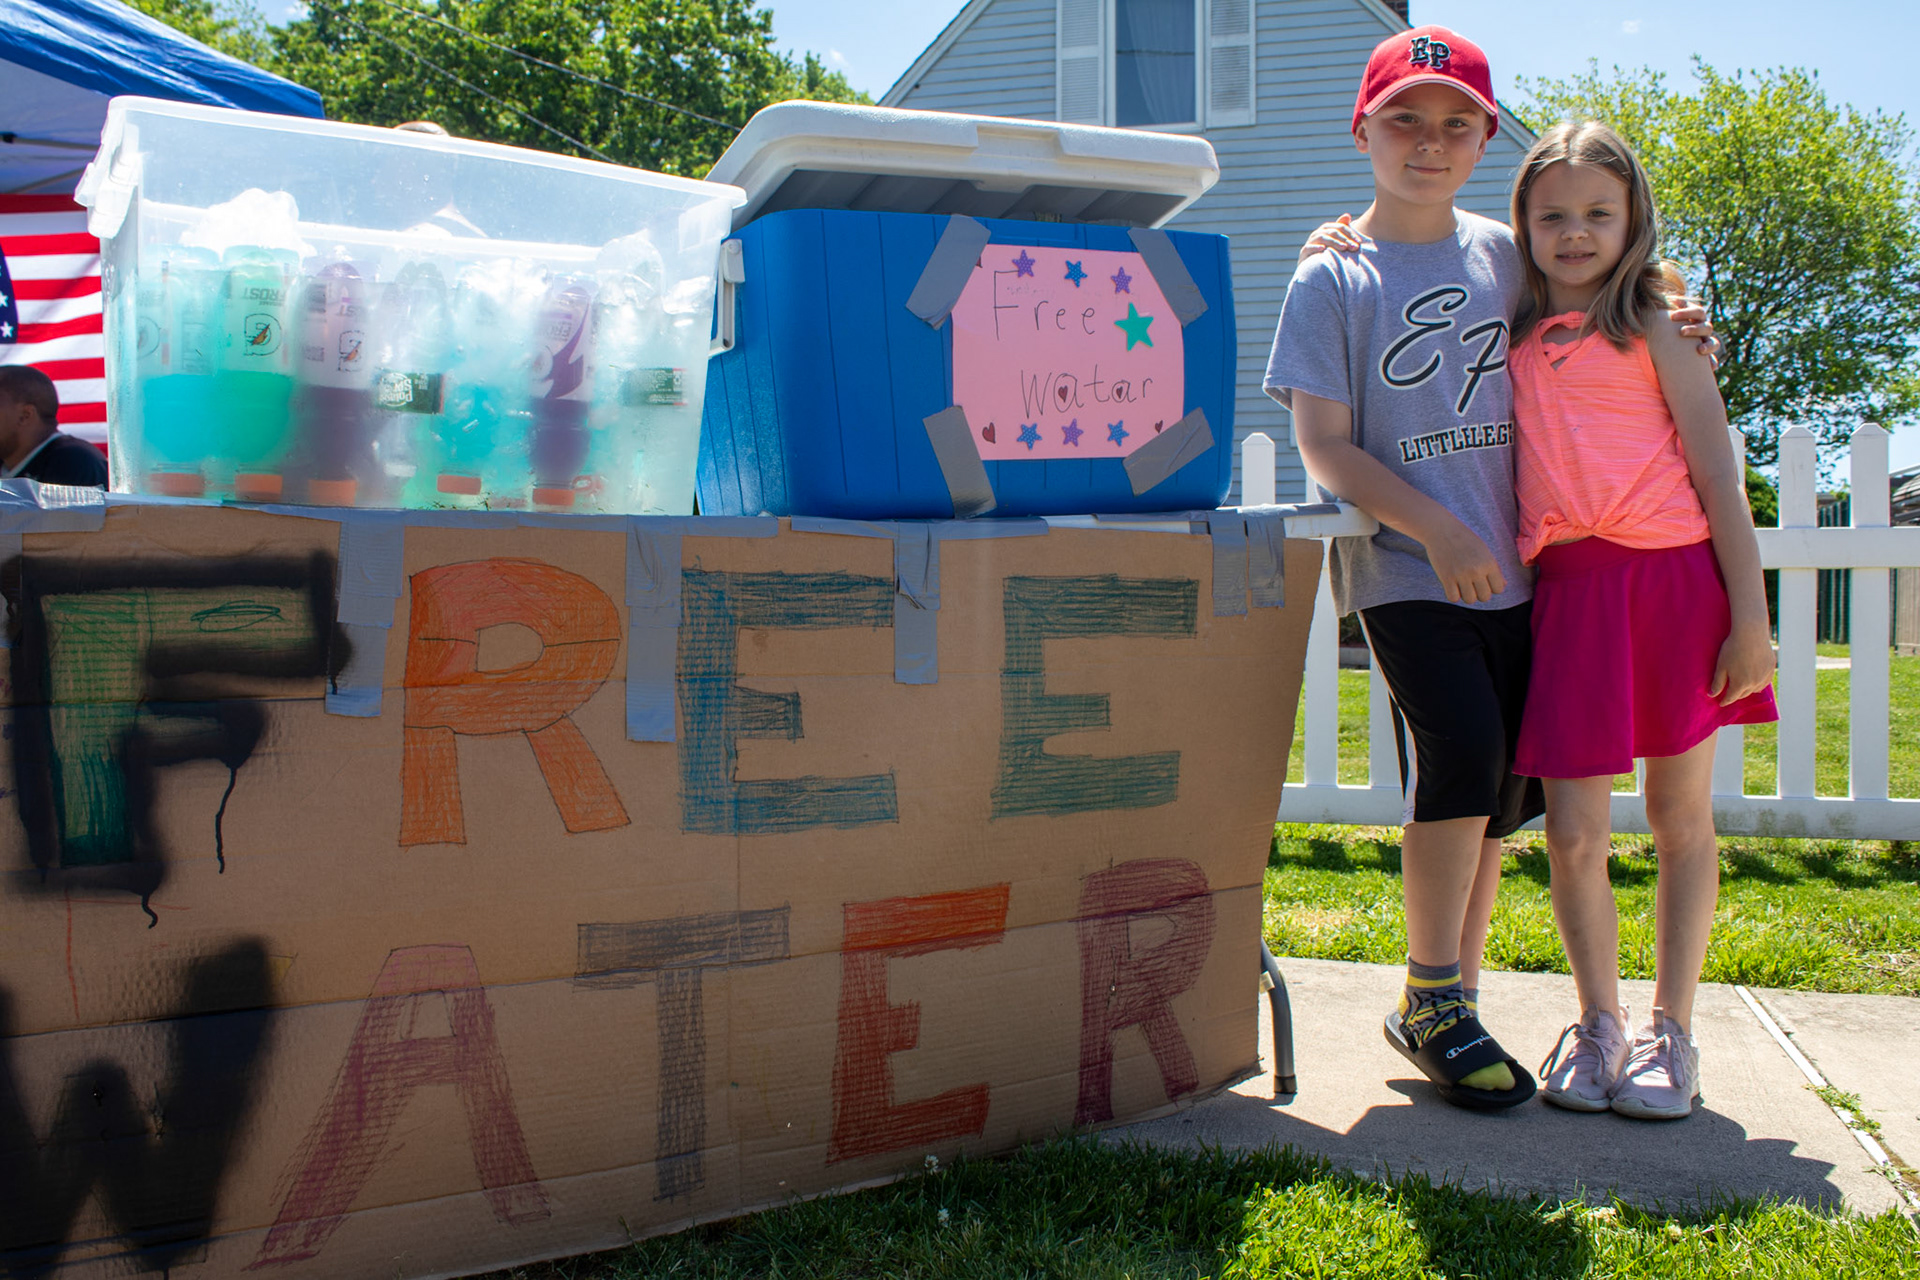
[
  {"xmin": 1264, "ymin": 827, "xmax": 1920, "ymax": 995},
  {"xmin": 1287, "ymin": 646, "xmax": 1920, "ymax": 799},
  {"xmin": 480, "ymin": 1141, "xmax": 1920, "ymax": 1280}
]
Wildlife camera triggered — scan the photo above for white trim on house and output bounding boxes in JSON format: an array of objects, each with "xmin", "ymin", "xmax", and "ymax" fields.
[
  {"xmin": 1205, "ymin": 0, "xmax": 1257, "ymax": 129},
  {"xmin": 886, "ymin": 0, "xmax": 1533, "ymax": 149},
  {"xmin": 1057, "ymin": 0, "xmax": 1107, "ymax": 125},
  {"xmin": 881, "ymin": 0, "xmax": 996, "ymax": 107}
]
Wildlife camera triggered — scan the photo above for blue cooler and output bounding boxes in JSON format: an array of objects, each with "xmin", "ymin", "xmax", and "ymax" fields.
[{"xmin": 698, "ymin": 104, "xmax": 1232, "ymax": 519}]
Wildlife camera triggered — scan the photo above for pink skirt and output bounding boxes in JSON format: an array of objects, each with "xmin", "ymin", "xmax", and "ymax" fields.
[{"xmin": 1515, "ymin": 537, "xmax": 1778, "ymax": 779}]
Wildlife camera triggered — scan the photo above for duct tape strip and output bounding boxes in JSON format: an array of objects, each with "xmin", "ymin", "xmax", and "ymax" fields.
[
  {"xmin": 328, "ymin": 625, "xmax": 389, "ymax": 718},
  {"xmin": 934, "ymin": 519, "xmax": 1049, "ymax": 540},
  {"xmin": 922, "ymin": 406, "xmax": 997, "ymax": 518},
  {"xmin": 893, "ymin": 523, "xmax": 940, "ymax": 685},
  {"xmin": 1208, "ymin": 514, "xmax": 1248, "ymax": 617},
  {"xmin": 255, "ymin": 507, "xmax": 631, "ymax": 532},
  {"xmin": 0, "ymin": 480, "xmax": 107, "ymax": 533},
  {"xmin": 788, "ymin": 517, "xmax": 945, "ymax": 684},
  {"xmin": 391, "ymin": 510, "xmax": 519, "ymax": 528},
  {"xmin": 1245, "ymin": 509, "xmax": 1287, "ymax": 609},
  {"xmin": 906, "ymin": 214, "xmax": 991, "ymax": 329},
  {"xmin": 327, "ymin": 513, "xmax": 405, "ymax": 717},
  {"xmin": 1123, "ymin": 407, "xmax": 1213, "ymax": 496},
  {"xmin": 675, "ymin": 516, "xmax": 781, "ymax": 539},
  {"xmin": 789, "ymin": 517, "xmax": 895, "ymax": 539},
  {"xmin": 626, "ymin": 526, "xmax": 683, "ymax": 742},
  {"xmin": 1127, "ymin": 228, "xmax": 1208, "ymax": 326},
  {"xmin": 623, "ymin": 515, "xmax": 781, "ymax": 742}
]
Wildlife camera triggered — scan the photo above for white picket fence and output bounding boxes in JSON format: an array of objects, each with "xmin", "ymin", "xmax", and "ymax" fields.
[{"xmin": 1245, "ymin": 424, "xmax": 1920, "ymax": 840}]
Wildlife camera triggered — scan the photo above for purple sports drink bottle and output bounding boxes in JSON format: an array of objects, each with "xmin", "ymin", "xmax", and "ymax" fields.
[
  {"xmin": 295, "ymin": 256, "xmax": 376, "ymax": 505},
  {"xmin": 528, "ymin": 275, "xmax": 594, "ymax": 509}
]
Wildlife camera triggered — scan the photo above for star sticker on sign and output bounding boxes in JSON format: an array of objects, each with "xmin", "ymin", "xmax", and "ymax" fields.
[{"xmin": 1114, "ymin": 304, "xmax": 1154, "ymax": 351}]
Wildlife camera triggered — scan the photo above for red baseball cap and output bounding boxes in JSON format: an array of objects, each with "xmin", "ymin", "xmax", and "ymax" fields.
[{"xmin": 1353, "ymin": 25, "xmax": 1501, "ymax": 139}]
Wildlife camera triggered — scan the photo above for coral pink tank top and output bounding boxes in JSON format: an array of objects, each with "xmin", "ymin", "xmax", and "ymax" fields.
[{"xmin": 1512, "ymin": 312, "xmax": 1710, "ymax": 564}]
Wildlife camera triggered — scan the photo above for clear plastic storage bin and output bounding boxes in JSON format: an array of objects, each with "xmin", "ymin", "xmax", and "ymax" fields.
[{"xmin": 76, "ymin": 97, "xmax": 745, "ymax": 513}]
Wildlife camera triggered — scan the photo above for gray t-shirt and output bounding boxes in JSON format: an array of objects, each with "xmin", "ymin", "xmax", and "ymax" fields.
[{"xmin": 1263, "ymin": 211, "xmax": 1531, "ymax": 616}]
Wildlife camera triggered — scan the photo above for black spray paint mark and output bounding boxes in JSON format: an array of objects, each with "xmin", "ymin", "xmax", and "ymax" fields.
[
  {"xmin": 5, "ymin": 554, "xmax": 343, "ymax": 916},
  {"xmin": 576, "ymin": 909, "xmax": 790, "ymax": 1200},
  {"xmin": 0, "ymin": 938, "xmax": 278, "ymax": 1277}
]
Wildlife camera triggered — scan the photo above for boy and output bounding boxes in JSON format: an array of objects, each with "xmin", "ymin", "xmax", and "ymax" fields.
[{"xmin": 1264, "ymin": 25, "xmax": 1542, "ymax": 1109}]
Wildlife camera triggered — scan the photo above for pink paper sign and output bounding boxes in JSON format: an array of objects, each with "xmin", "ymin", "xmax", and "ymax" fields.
[{"xmin": 950, "ymin": 245, "xmax": 1185, "ymax": 461}]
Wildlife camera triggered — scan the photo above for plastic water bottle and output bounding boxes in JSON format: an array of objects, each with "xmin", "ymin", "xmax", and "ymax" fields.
[
  {"xmin": 214, "ymin": 246, "xmax": 298, "ymax": 502},
  {"xmin": 135, "ymin": 247, "xmax": 219, "ymax": 497},
  {"xmin": 434, "ymin": 259, "xmax": 532, "ymax": 506},
  {"xmin": 586, "ymin": 267, "xmax": 671, "ymax": 512},
  {"xmin": 294, "ymin": 254, "xmax": 376, "ymax": 505},
  {"xmin": 528, "ymin": 274, "xmax": 595, "ymax": 510},
  {"xmin": 372, "ymin": 259, "xmax": 451, "ymax": 508}
]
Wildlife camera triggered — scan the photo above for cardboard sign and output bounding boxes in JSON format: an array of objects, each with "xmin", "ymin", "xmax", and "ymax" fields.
[
  {"xmin": 0, "ymin": 503, "xmax": 1315, "ymax": 1280},
  {"xmin": 950, "ymin": 246, "xmax": 1185, "ymax": 461}
]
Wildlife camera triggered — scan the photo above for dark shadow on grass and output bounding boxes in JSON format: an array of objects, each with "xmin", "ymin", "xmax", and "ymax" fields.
[
  {"xmin": 1721, "ymin": 849, "xmax": 1806, "ymax": 886},
  {"xmin": 1512, "ymin": 853, "xmax": 1554, "ymax": 888},
  {"xmin": 1272, "ymin": 837, "xmax": 1356, "ymax": 871},
  {"xmin": 1396, "ymin": 1175, "xmax": 1590, "ymax": 1280},
  {"xmin": 1792, "ymin": 849, "xmax": 1908, "ymax": 890}
]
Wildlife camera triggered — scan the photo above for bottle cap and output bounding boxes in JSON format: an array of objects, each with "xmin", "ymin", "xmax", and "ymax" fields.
[
  {"xmin": 233, "ymin": 473, "xmax": 284, "ymax": 502},
  {"xmin": 532, "ymin": 486, "xmax": 577, "ymax": 509},
  {"xmin": 436, "ymin": 474, "xmax": 483, "ymax": 495},
  {"xmin": 307, "ymin": 478, "xmax": 358, "ymax": 506},
  {"xmin": 146, "ymin": 470, "xmax": 206, "ymax": 498}
]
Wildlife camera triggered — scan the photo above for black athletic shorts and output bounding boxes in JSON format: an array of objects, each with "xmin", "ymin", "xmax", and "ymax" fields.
[{"xmin": 1358, "ymin": 598, "xmax": 1545, "ymax": 840}]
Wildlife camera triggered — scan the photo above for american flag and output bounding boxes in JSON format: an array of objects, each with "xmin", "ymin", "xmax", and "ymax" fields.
[{"xmin": 0, "ymin": 194, "xmax": 107, "ymax": 447}]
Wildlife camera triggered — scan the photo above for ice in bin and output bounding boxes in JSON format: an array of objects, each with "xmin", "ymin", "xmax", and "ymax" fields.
[{"xmin": 77, "ymin": 97, "xmax": 745, "ymax": 513}]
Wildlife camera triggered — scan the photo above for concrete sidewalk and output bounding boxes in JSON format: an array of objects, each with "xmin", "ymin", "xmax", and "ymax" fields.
[{"xmin": 1117, "ymin": 958, "xmax": 1915, "ymax": 1215}]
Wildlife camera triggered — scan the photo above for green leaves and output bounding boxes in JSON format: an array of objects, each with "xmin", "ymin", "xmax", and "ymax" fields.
[
  {"xmin": 150, "ymin": 1, "xmax": 868, "ymax": 179},
  {"xmin": 122, "ymin": 0, "xmax": 273, "ymax": 64},
  {"xmin": 1518, "ymin": 60, "xmax": 1920, "ymax": 467}
]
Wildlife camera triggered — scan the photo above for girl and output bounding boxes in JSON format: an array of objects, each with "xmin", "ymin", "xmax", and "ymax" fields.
[{"xmin": 1507, "ymin": 121, "xmax": 1777, "ymax": 1120}]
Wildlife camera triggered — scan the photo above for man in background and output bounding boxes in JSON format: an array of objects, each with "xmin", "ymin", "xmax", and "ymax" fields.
[{"xmin": 0, "ymin": 364, "xmax": 108, "ymax": 486}]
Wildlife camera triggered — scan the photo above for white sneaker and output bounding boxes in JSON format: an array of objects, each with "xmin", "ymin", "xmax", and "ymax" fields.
[
  {"xmin": 1539, "ymin": 1007, "xmax": 1630, "ymax": 1112},
  {"xmin": 1611, "ymin": 1007, "xmax": 1701, "ymax": 1121}
]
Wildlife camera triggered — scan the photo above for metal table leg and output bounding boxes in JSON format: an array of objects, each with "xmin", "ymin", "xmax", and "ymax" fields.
[{"xmin": 1259, "ymin": 940, "xmax": 1297, "ymax": 1096}]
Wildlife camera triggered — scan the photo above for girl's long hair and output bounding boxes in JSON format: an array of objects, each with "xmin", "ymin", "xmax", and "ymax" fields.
[{"xmin": 1509, "ymin": 120, "xmax": 1680, "ymax": 347}]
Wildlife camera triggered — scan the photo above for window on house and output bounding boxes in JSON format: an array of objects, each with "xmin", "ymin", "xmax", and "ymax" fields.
[
  {"xmin": 1058, "ymin": 0, "xmax": 1255, "ymax": 131},
  {"xmin": 1114, "ymin": 0, "xmax": 1197, "ymax": 128}
]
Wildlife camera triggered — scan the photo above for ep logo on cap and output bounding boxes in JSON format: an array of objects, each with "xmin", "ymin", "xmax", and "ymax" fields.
[{"xmin": 1410, "ymin": 34, "xmax": 1450, "ymax": 70}]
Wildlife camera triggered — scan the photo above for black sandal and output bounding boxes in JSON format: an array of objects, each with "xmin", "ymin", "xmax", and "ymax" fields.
[{"xmin": 1384, "ymin": 1009, "xmax": 1537, "ymax": 1111}]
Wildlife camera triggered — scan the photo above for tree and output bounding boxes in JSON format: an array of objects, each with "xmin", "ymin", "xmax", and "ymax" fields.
[
  {"xmin": 122, "ymin": 0, "xmax": 272, "ymax": 64},
  {"xmin": 1519, "ymin": 61, "xmax": 1920, "ymax": 467},
  {"xmin": 266, "ymin": 0, "xmax": 867, "ymax": 178}
]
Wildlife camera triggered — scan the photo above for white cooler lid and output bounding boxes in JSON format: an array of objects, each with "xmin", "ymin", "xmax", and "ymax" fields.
[{"xmin": 707, "ymin": 101, "xmax": 1218, "ymax": 230}]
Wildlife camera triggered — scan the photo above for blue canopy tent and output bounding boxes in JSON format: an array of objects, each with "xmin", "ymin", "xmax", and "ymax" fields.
[{"xmin": 0, "ymin": 0, "xmax": 323, "ymax": 193}]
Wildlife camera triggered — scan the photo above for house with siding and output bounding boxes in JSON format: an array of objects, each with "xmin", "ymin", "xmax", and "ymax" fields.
[{"xmin": 881, "ymin": 0, "xmax": 1538, "ymax": 502}]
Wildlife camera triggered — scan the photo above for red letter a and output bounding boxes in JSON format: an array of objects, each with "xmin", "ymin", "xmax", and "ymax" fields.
[{"xmin": 250, "ymin": 946, "xmax": 549, "ymax": 1267}]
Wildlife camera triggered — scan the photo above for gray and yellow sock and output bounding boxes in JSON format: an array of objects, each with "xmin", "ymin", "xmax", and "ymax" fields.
[{"xmin": 1398, "ymin": 960, "xmax": 1513, "ymax": 1093}]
